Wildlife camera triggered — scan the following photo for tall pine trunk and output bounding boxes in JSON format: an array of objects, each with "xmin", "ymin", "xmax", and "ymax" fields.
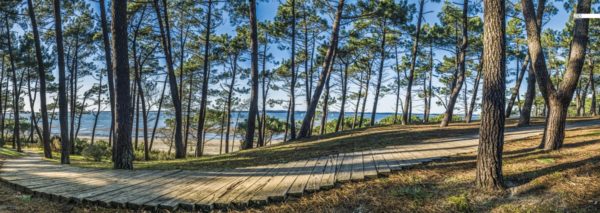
[
  {"xmin": 5, "ymin": 16, "xmax": 21, "ymax": 152},
  {"xmin": 402, "ymin": 0, "xmax": 425, "ymax": 125},
  {"xmin": 371, "ymin": 21, "xmax": 386, "ymax": 127},
  {"xmin": 244, "ymin": 0, "xmax": 260, "ymax": 149},
  {"xmin": 27, "ymin": 0, "xmax": 51, "ymax": 158},
  {"xmin": 197, "ymin": 0, "xmax": 213, "ymax": 156},
  {"xmin": 476, "ymin": 0, "xmax": 505, "ymax": 190},
  {"xmin": 112, "ymin": 0, "xmax": 134, "ymax": 169},
  {"xmin": 289, "ymin": 0, "xmax": 297, "ymax": 140},
  {"xmin": 153, "ymin": 0, "xmax": 185, "ymax": 158},
  {"xmin": 466, "ymin": 59, "xmax": 482, "ymax": 123},
  {"xmin": 98, "ymin": 0, "xmax": 116, "ymax": 149},
  {"xmin": 335, "ymin": 62, "xmax": 349, "ymax": 132}
]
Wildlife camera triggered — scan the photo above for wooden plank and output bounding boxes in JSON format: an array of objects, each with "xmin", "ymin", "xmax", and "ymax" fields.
[
  {"xmin": 362, "ymin": 150, "xmax": 378, "ymax": 179},
  {"xmin": 102, "ymin": 171, "xmax": 187, "ymax": 208},
  {"xmin": 304, "ymin": 156, "xmax": 328, "ymax": 192},
  {"xmin": 126, "ymin": 171, "xmax": 201, "ymax": 209},
  {"xmin": 227, "ymin": 164, "xmax": 283, "ymax": 208},
  {"xmin": 247, "ymin": 161, "xmax": 297, "ymax": 205},
  {"xmin": 191, "ymin": 169, "xmax": 256, "ymax": 211},
  {"xmin": 67, "ymin": 170, "xmax": 159, "ymax": 203},
  {"xmin": 320, "ymin": 154, "xmax": 339, "ymax": 189},
  {"xmin": 79, "ymin": 170, "xmax": 179, "ymax": 205},
  {"xmin": 350, "ymin": 152, "xmax": 365, "ymax": 181},
  {"xmin": 152, "ymin": 169, "xmax": 229, "ymax": 211},
  {"xmin": 266, "ymin": 159, "xmax": 309, "ymax": 202},
  {"xmin": 287, "ymin": 157, "xmax": 320, "ymax": 197},
  {"xmin": 212, "ymin": 166, "xmax": 274, "ymax": 209},
  {"xmin": 335, "ymin": 153, "xmax": 353, "ymax": 182},
  {"xmin": 371, "ymin": 149, "xmax": 391, "ymax": 175}
]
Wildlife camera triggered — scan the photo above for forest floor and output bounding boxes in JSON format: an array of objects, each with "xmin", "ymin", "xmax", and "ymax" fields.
[
  {"xmin": 30, "ymin": 117, "xmax": 597, "ymax": 171},
  {"xmin": 1, "ymin": 117, "xmax": 599, "ymax": 212}
]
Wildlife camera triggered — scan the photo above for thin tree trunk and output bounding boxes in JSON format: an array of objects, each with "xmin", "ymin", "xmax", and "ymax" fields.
[
  {"xmin": 440, "ymin": 0, "xmax": 469, "ymax": 127},
  {"xmin": 402, "ymin": 0, "xmax": 425, "ymax": 125},
  {"xmin": 335, "ymin": 62, "xmax": 349, "ymax": 132},
  {"xmin": 360, "ymin": 62, "xmax": 372, "ymax": 128},
  {"xmin": 225, "ymin": 54, "xmax": 238, "ymax": 153},
  {"xmin": 518, "ymin": 62, "xmax": 536, "ymax": 126},
  {"xmin": 99, "ymin": 0, "xmax": 116, "ymax": 149},
  {"xmin": 590, "ymin": 58, "xmax": 596, "ymax": 116},
  {"xmin": 476, "ymin": 0, "xmax": 505, "ymax": 190},
  {"xmin": 298, "ymin": 0, "xmax": 345, "ymax": 138},
  {"xmin": 152, "ymin": 0, "xmax": 185, "ymax": 158},
  {"xmin": 289, "ymin": 0, "xmax": 297, "ymax": 140},
  {"xmin": 0, "ymin": 56, "xmax": 5, "ymax": 143},
  {"xmin": 5, "ymin": 16, "xmax": 21, "ymax": 152},
  {"xmin": 196, "ymin": 0, "xmax": 213, "ymax": 156},
  {"xmin": 506, "ymin": 56, "xmax": 530, "ymax": 117},
  {"xmin": 27, "ymin": 0, "xmax": 51, "ymax": 158},
  {"xmin": 321, "ymin": 65, "xmax": 333, "ymax": 135},
  {"xmin": 466, "ymin": 60, "xmax": 482, "ymax": 123},
  {"xmin": 394, "ymin": 45, "xmax": 401, "ymax": 124},
  {"xmin": 352, "ymin": 71, "xmax": 364, "ymax": 129},
  {"xmin": 371, "ymin": 20, "xmax": 386, "ymax": 127},
  {"xmin": 150, "ymin": 79, "xmax": 167, "ymax": 151}
]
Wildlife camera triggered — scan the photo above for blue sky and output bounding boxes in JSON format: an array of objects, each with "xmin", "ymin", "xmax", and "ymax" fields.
[{"xmin": 17, "ymin": 0, "xmax": 578, "ymax": 115}]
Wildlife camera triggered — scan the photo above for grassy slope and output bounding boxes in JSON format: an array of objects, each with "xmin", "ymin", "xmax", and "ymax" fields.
[
  {"xmin": 247, "ymin": 125, "xmax": 600, "ymax": 212},
  {"xmin": 38, "ymin": 117, "xmax": 588, "ymax": 171}
]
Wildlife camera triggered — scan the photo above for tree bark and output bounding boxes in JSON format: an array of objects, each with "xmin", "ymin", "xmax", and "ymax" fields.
[
  {"xmin": 298, "ymin": 0, "xmax": 345, "ymax": 138},
  {"xmin": 466, "ymin": 59, "xmax": 483, "ymax": 123},
  {"xmin": 289, "ymin": 0, "xmax": 297, "ymax": 139},
  {"xmin": 518, "ymin": 63, "xmax": 536, "ymax": 126},
  {"xmin": 440, "ymin": 0, "xmax": 468, "ymax": 127},
  {"xmin": 197, "ymin": 0, "xmax": 213, "ymax": 156},
  {"xmin": 244, "ymin": 0, "xmax": 260, "ymax": 149},
  {"xmin": 506, "ymin": 56, "xmax": 530, "ymax": 117},
  {"xmin": 335, "ymin": 62, "xmax": 349, "ymax": 132},
  {"xmin": 112, "ymin": 0, "xmax": 134, "ymax": 169},
  {"xmin": 521, "ymin": 0, "xmax": 591, "ymax": 150},
  {"xmin": 99, "ymin": 0, "xmax": 116, "ymax": 149},
  {"xmin": 402, "ymin": 0, "xmax": 425, "ymax": 125},
  {"xmin": 27, "ymin": 0, "xmax": 51, "ymax": 157},
  {"xmin": 225, "ymin": 54, "xmax": 238, "ymax": 153},
  {"xmin": 590, "ymin": 58, "xmax": 596, "ymax": 116},
  {"xmin": 476, "ymin": 0, "xmax": 505, "ymax": 190},
  {"xmin": 152, "ymin": 0, "xmax": 185, "ymax": 158},
  {"xmin": 371, "ymin": 20, "xmax": 387, "ymax": 127},
  {"xmin": 5, "ymin": 16, "xmax": 21, "ymax": 152}
]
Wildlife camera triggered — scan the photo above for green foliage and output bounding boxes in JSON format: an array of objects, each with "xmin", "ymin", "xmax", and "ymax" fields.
[
  {"xmin": 429, "ymin": 114, "xmax": 462, "ymax": 123},
  {"xmin": 378, "ymin": 115, "xmax": 422, "ymax": 125},
  {"xmin": 81, "ymin": 141, "xmax": 110, "ymax": 162},
  {"xmin": 446, "ymin": 193, "xmax": 472, "ymax": 212},
  {"xmin": 73, "ymin": 138, "xmax": 88, "ymax": 155}
]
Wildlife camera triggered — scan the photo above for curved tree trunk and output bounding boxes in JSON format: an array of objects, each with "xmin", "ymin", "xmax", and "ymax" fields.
[
  {"xmin": 297, "ymin": 0, "xmax": 345, "ymax": 138},
  {"xmin": 440, "ymin": 0, "xmax": 468, "ymax": 127},
  {"xmin": 466, "ymin": 59, "xmax": 483, "ymax": 123},
  {"xmin": 521, "ymin": 0, "xmax": 591, "ymax": 150},
  {"xmin": 518, "ymin": 64, "xmax": 536, "ymax": 127},
  {"xmin": 506, "ymin": 56, "xmax": 530, "ymax": 117},
  {"xmin": 335, "ymin": 63, "xmax": 349, "ymax": 132}
]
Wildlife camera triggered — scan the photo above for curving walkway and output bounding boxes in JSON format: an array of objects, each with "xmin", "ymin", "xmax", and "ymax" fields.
[{"xmin": 1, "ymin": 121, "xmax": 598, "ymax": 211}]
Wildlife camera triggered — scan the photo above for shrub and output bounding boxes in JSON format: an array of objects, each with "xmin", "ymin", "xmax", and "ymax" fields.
[
  {"xmin": 82, "ymin": 141, "xmax": 110, "ymax": 162},
  {"xmin": 73, "ymin": 138, "xmax": 88, "ymax": 155},
  {"xmin": 446, "ymin": 193, "xmax": 471, "ymax": 212}
]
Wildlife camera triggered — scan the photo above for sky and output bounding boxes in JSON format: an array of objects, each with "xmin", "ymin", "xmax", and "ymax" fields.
[{"xmin": 11, "ymin": 0, "xmax": 580, "ymax": 115}]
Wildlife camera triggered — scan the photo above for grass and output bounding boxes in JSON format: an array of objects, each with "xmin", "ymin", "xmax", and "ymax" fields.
[
  {"xmin": 33, "ymin": 117, "xmax": 596, "ymax": 171},
  {"xmin": 240, "ymin": 123, "xmax": 600, "ymax": 212},
  {"xmin": 0, "ymin": 147, "xmax": 25, "ymax": 158}
]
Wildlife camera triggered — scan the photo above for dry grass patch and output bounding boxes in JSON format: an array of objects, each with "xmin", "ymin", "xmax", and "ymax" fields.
[{"xmin": 244, "ymin": 126, "xmax": 600, "ymax": 213}]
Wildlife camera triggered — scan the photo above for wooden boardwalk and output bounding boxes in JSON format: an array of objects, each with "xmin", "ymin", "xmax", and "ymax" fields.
[{"xmin": 1, "ymin": 121, "xmax": 597, "ymax": 211}]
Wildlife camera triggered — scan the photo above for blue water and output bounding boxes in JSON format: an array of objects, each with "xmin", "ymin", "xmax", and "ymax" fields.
[{"xmin": 13, "ymin": 111, "xmax": 466, "ymax": 138}]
